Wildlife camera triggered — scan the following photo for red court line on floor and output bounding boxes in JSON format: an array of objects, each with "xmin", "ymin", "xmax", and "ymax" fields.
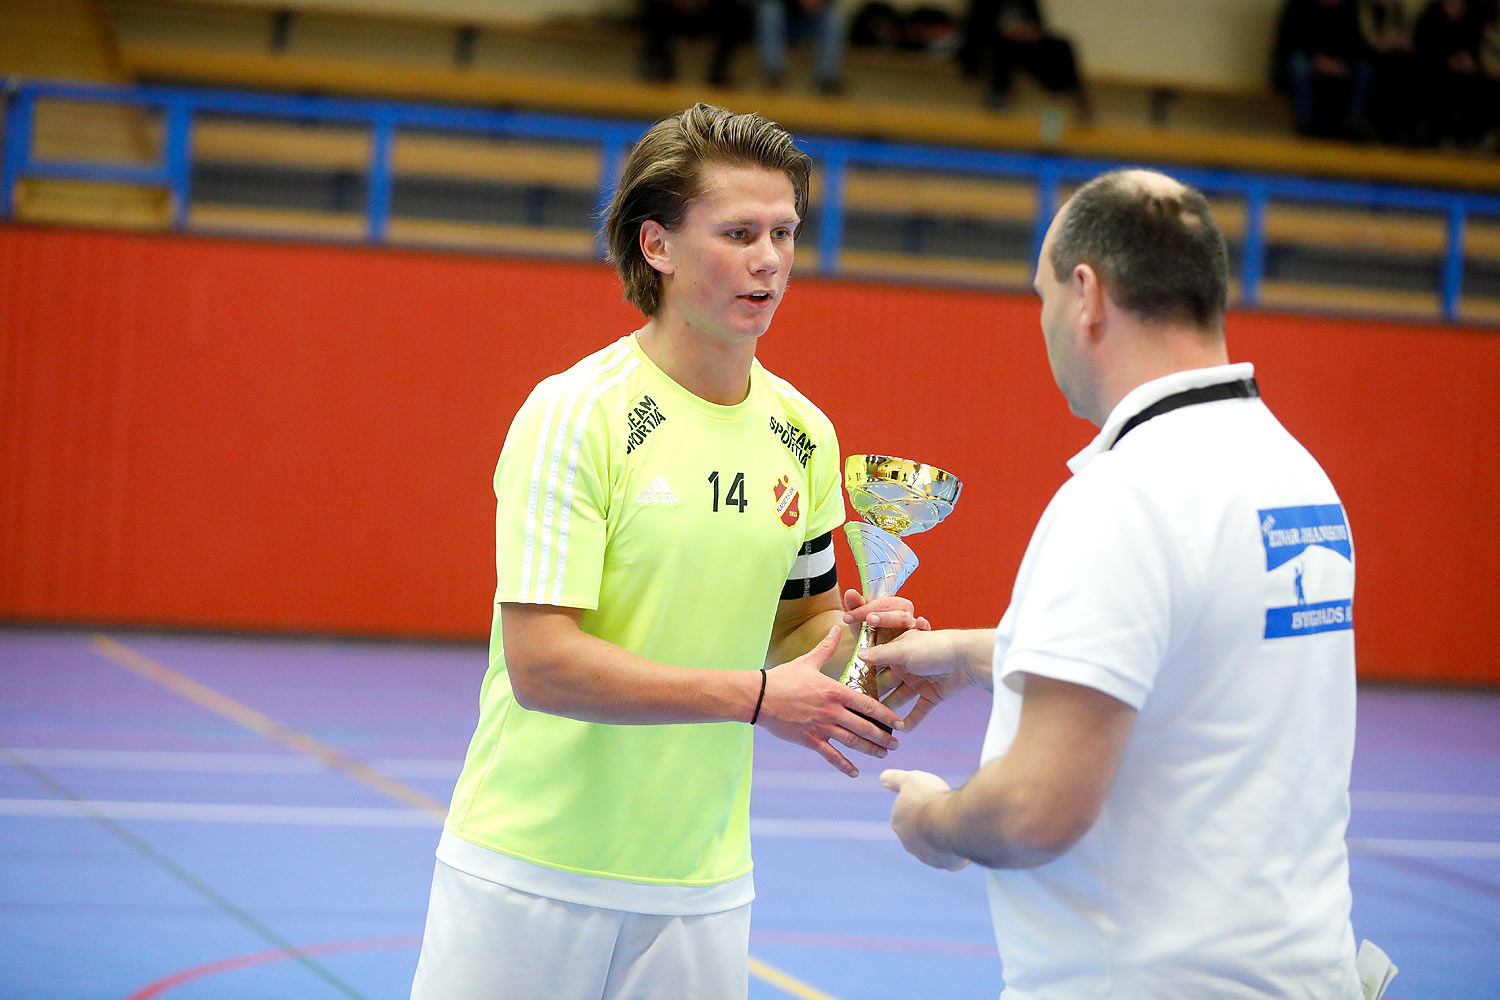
[
  {"xmin": 124, "ymin": 935, "xmax": 422, "ymax": 999},
  {"xmin": 751, "ymin": 928, "xmax": 998, "ymax": 958}
]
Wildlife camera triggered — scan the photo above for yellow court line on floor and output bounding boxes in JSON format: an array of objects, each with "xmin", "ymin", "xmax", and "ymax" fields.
[
  {"xmin": 90, "ymin": 633, "xmax": 844, "ymax": 1000},
  {"xmin": 91, "ymin": 634, "xmax": 447, "ymax": 820},
  {"xmin": 748, "ymin": 957, "xmax": 842, "ymax": 1000}
]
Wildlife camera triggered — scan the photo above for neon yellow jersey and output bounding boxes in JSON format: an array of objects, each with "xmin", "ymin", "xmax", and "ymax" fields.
[{"xmin": 445, "ymin": 333, "xmax": 844, "ymax": 893}]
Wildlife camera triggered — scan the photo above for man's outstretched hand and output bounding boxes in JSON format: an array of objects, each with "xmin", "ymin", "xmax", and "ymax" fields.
[{"xmin": 759, "ymin": 626, "xmax": 904, "ymax": 778}]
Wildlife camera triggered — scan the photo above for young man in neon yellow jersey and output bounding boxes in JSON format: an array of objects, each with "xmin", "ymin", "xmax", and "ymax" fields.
[{"xmin": 410, "ymin": 104, "xmax": 922, "ymax": 1000}]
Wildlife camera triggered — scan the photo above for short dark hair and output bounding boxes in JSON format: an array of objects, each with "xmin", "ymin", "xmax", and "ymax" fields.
[
  {"xmin": 1049, "ymin": 170, "xmax": 1229, "ymax": 331},
  {"xmin": 604, "ymin": 104, "xmax": 812, "ymax": 317}
]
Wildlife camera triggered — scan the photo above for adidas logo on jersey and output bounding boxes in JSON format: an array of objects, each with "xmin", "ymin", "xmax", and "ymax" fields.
[{"xmin": 635, "ymin": 475, "xmax": 680, "ymax": 505}]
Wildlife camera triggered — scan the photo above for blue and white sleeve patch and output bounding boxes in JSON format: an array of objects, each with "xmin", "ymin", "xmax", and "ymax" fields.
[{"xmin": 1258, "ymin": 504, "xmax": 1354, "ymax": 639}]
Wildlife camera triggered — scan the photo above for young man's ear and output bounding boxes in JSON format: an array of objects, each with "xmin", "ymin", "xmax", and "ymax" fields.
[{"xmin": 639, "ymin": 220, "xmax": 675, "ymax": 276}]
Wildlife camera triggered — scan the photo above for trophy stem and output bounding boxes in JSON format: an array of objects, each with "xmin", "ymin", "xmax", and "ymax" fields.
[{"xmin": 840, "ymin": 622, "xmax": 893, "ymax": 734}]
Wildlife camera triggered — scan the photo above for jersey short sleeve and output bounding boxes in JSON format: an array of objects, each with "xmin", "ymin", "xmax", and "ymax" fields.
[
  {"xmin": 797, "ymin": 407, "xmax": 845, "ymax": 544},
  {"xmin": 492, "ymin": 373, "xmax": 614, "ymax": 610},
  {"xmin": 780, "ymin": 411, "xmax": 842, "ymax": 602}
]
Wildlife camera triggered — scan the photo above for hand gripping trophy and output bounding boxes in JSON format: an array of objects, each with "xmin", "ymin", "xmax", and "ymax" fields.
[{"xmin": 840, "ymin": 455, "xmax": 962, "ymax": 732}]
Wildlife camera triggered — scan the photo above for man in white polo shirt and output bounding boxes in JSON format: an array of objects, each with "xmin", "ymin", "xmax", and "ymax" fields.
[{"xmin": 863, "ymin": 168, "xmax": 1363, "ymax": 997}]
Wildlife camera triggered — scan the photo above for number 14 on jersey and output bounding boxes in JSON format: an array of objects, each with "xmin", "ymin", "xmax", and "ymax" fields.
[{"xmin": 707, "ymin": 471, "xmax": 747, "ymax": 513}]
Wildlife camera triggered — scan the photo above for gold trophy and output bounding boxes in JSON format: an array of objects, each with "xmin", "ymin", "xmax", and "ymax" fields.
[{"xmin": 840, "ymin": 455, "xmax": 963, "ymax": 732}]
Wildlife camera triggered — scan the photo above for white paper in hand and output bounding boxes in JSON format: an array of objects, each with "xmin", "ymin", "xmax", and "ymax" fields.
[{"xmin": 1356, "ymin": 939, "xmax": 1398, "ymax": 1000}]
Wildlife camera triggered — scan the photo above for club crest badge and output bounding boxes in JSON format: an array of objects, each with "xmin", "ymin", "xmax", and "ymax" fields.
[{"xmin": 773, "ymin": 474, "xmax": 800, "ymax": 528}]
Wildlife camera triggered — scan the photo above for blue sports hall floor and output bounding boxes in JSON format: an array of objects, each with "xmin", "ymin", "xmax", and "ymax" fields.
[{"xmin": 1, "ymin": 626, "xmax": 1497, "ymax": 999}]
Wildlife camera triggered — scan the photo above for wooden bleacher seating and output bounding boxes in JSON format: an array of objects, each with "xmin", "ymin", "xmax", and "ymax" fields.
[
  {"xmin": 176, "ymin": 113, "xmax": 1500, "ymax": 320},
  {"xmin": 94, "ymin": 0, "xmax": 1500, "ymax": 191},
  {"xmin": 2, "ymin": 0, "xmax": 170, "ymax": 227}
]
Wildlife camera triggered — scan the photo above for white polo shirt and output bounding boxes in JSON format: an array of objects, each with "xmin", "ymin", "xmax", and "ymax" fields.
[{"xmin": 981, "ymin": 363, "xmax": 1362, "ymax": 999}]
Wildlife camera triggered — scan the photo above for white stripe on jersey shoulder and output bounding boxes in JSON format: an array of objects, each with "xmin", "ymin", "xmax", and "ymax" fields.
[
  {"xmin": 521, "ymin": 340, "xmax": 637, "ymax": 603},
  {"xmin": 547, "ymin": 358, "xmax": 639, "ymax": 604},
  {"xmin": 521, "ymin": 341, "xmax": 632, "ymax": 599}
]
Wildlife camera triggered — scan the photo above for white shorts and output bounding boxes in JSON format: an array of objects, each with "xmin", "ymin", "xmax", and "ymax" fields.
[{"xmin": 409, "ymin": 859, "xmax": 752, "ymax": 1000}]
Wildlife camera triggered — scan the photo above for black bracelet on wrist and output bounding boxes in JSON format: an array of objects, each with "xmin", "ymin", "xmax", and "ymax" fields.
[{"xmin": 750, "ymin": 667, "xmax": 768, "ymax": 726}]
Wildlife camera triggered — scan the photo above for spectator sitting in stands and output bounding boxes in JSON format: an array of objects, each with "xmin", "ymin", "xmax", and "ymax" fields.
[
  {"xmin": 1412, "ymin": 0, "xmax": 1487, "ymax": 146},
  {"xmin": 958, "ymin": 0, "xmax": 1091, "ymax": 120},
  {"xmin": 1359, "ymin": 0, "xmax": 1419, "ymax": 144},
  {"xmin": 1478, "ymin": 0, "xmax": 1500, "ymax": 149},
  {"xmin": 639, "ymin": 0, "xmax": 749, "ymax": 86},
  {"xmin": 849, "ymin": 3, "xmax": 960, "ymax": 54},
  {"xmin": 1271, "ymin": 0, "xmax": 1374, "ymax": 139},
  {"xmin": 756, "ymin": 0, "xmax": 847, "ymax": 93}
]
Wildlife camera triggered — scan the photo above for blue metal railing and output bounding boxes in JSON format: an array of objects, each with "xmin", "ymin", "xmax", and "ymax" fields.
[{"xmin": 5, "ymin": 79, "xmax": 1500, "ymax": 322}]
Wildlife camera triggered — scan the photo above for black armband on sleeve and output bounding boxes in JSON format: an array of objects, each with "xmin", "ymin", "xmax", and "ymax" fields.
[{"xmin": 780, "ymin": 530, "xmax": 837, "ymax": 601}]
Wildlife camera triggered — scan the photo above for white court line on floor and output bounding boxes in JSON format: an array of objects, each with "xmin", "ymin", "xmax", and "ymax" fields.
[
  {"xmin": 1350, "ymin": 790, "xmax": 1500, "ymax": 813},
  {"xmin": 1345, "ymin": 836, "xmax": 1500, "ymax": 860},
  {"xmin": 7, "ymin": 750, "xmax": 1499, "ymax": 813},
  {"xmin": 4, "ymin": 798, "xmax": 1500, "ymax": 859},
  {"xmin": 5, "ymin": 748, "xmax": 327, "ymax": 774},
  {"xmin": 2, "ymin": 747, "xmax": 457, "ymax": 780},
  {"xmin": 0, "ymin": 798, "xmax": 438, "ymax": 827},
  {"xmin": 0, "ymin": 798, "xmax": 888, "ymax": 837}
]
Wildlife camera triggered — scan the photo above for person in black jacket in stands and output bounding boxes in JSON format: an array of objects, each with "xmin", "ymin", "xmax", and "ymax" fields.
[
  {"xmin": 959, "ymin": 0, "xmax": 1092, "ymax": 120},
  {"xmin": 1480, "ymin": 0, "xmax": 1500, "ymax": 150},
  {"xmin": 1358, "ymin": 0, "xmax": 1419, "ymax": 144},
  {"xmin": 638, "ymin": 0, "xmax": 749, "ymax": 87},
  {"xmin": 1411, "ymin": 0, "xmax": 1488, "ymax": 146},
  {"xmin": 1271, "ymin": 0, "xmax": 1374, "ymax": 138}
]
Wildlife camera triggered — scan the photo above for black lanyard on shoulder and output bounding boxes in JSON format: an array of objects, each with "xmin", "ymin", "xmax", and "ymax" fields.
[{"xmin": 1109, "ymin": 377, "xmax": 1260, "ymax": 450}]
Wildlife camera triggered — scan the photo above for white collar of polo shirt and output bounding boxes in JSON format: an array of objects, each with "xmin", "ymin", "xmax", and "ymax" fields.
[{"xmin": 1067, "ymin": 362, "xmax": 1258, "ymax": 474}]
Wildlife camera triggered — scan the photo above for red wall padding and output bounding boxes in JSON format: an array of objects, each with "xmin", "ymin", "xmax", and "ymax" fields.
[{"xmin": 2, "ymin": 225, "xmax": 1497, "ymax": 683}]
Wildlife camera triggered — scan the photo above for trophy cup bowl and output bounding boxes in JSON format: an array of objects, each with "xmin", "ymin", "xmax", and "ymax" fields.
[
  {"xmin": 840, "ymin": 456, "xmax": 962, "ymax": 732},
  {"xmin": 844, "ymin": 457, "xmax": 962, "ymax": 537}
]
